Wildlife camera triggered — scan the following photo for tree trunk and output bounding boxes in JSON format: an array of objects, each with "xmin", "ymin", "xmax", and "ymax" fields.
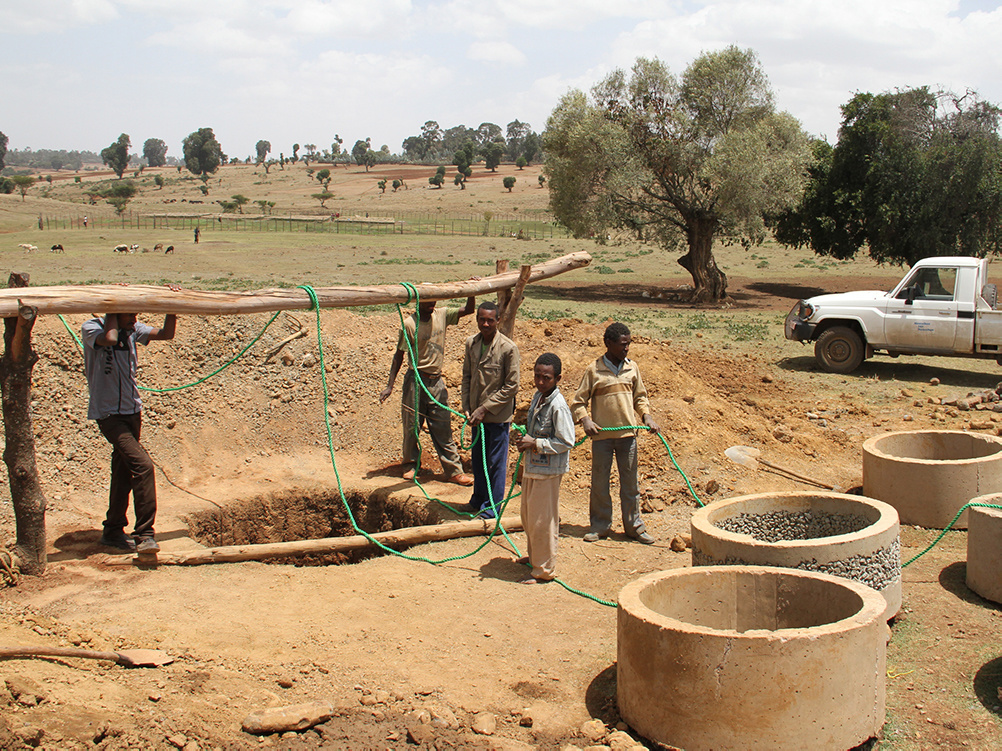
[
  {"xmin": 1, "ymin": 273, "xmax": 46, "ymax": 575},
  {"xmin": 677, "ymin": 218, "xmax": 728, "ymax": 302}
]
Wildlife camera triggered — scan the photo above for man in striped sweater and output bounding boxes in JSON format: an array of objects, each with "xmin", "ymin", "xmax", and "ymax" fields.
[{"xmin": 570, "ymin": 322, "xmax": 659, "ymax": 544}]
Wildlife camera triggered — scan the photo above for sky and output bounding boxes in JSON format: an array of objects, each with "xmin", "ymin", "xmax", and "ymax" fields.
[{"xmin": 2, "ymin": 0, "xmax": 1001, "ymax": 161}]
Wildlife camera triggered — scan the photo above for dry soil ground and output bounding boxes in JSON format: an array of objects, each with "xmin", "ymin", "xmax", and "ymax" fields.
[{"xmin": 0, "ymin": 167, "xmax": 1001, "ymax": 750}]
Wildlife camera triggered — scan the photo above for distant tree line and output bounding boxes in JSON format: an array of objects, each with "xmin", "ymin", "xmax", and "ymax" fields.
[
  {"xmin": 400, "ymin": 120, "xmax": 541, "ymax": 166},
  {"xmin": 1, "ymin": 146, "xmax": 101, "ymax": 172}
]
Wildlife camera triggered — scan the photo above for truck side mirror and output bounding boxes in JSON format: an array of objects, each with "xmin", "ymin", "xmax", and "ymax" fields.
[{"xmin": 901, "ymin": 284, "xmax": 919, "ymax": 305}]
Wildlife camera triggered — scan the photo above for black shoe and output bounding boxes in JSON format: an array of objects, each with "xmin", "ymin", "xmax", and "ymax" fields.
[
  {"xmin": 136, "ymin": 537, "xmax": 160, "ymax": 554},
  {"xmin": 99, "ymin": 530, "xmax": 136, "ymax": 552}
]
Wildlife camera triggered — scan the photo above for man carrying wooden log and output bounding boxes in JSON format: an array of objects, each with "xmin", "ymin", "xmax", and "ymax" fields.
[
  {"xmin": 379, "ymin": 296, "xmax": 475, "ymax": 486},
  {"xmin": 461, "ymin": 301, "xmax": 520, "ymax": 519},
  {"xmin": 82, "ymin": 305, "xmax": 178, "ymax": 554}
]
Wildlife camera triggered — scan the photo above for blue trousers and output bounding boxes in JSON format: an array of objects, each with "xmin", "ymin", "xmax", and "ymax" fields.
[{"xmin": 470, "ymin": 422, "xmax": 510, "ymax": 518}]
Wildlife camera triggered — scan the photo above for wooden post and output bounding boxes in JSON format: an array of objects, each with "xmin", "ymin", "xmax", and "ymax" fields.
[
  {"xmin": 495, "ymin": 260, "xmax": 511, "ymax": 312},
  {"xmin": 498, "ymin": 265, "xmax": 532, "ymax": 339},
  {"xmin": 1, "ymin": 273, "xmax": 47, "ymax": 575}
]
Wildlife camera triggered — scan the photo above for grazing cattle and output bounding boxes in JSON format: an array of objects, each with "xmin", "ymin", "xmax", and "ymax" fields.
[
  {"xmin": 18, "ymin": 243, "xmax": 38, "ymax": 253},
  {"xmin": 129, "ymin": 244, "xmax": 140, "ymax": 253},
  {"xmin": 50, "ymin": 244, "xmax": 65, "ymax": 253},
  {"xmin": 114, "ymin": 244, "xmax": 129, "ymax": 253},
  {"xmin": 154, "ymin": 243, "xmax": 163, "ymax": 252},
  {"xmin": 165, "ymin": 245, "xmax": 174, "ymax": 254}
]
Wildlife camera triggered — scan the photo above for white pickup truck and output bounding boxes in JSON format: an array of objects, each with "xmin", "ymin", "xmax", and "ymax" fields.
[{"xmin": 785, "ymin": 256, "xmax": 1002, "ymax": 373}]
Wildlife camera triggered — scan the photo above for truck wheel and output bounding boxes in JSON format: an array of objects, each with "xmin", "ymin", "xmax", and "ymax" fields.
[{"xmin": 815, "ymin": 327, "xmax": 864, "ymax": 373}]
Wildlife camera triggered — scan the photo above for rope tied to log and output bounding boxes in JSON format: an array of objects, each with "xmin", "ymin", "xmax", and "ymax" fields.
[{"xmin": 57, "ymin": 310, "xmax": 283, "ymax": 392}]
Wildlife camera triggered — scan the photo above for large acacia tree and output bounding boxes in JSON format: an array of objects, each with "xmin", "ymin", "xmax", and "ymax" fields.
[
  {"xmin": 183, "ymin": 127, "xmax": 225, "ymax": 182},
  {"xmin": 101, "ymin": 133, "xmax": 131, "ymax": 178},
  {"xmin": 545, "ymin": 47, "xmax": 810, "ymax": 301},
  {"xmin": 773, "ymin": 87, "xmax": 1002, "ymax": 264}
]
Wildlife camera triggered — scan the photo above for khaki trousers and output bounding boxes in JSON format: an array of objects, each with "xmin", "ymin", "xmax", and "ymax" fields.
[{"xmin": 520, "ymin": 474, "xmax": 562, "ymax": 580}]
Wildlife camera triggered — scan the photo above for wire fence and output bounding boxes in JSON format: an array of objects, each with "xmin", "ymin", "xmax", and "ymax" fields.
[{"xmin": 40, "ymin": 209, "xmax": 571, "ymax": 240}]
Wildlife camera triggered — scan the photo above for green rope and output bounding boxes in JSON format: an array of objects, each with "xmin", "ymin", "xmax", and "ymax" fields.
[
  {"xmin": 58, "ymin": 289, "xmax": 700, "ymax": 608},
  {"xmin": 58, "ymin": 311, "xmax": 283, "ymax": 392},
  {"xmin": 902, "ymin": 501, "xmax": 1002, "ymax": 567},
  {"xmin": 299, "ymin": 284, "xmax": 513, "ymax": 564}
]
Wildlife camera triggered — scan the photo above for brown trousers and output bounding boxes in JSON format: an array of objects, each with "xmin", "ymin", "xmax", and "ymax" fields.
[
  {"xmin": 98, "ymin": 412, "xmax": 157, "ymax": 539},
  {"xmin": 520, "ymin": 474, "xmax": 562, "ymax": 580}
]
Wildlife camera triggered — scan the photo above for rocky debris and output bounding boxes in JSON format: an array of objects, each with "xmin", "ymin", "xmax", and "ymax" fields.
[
  {"xmin": 428, "ymin": 704, "xmax": 459, "ymax": 729},
  {"xmin": 704, "ymin": 479, "xmax": 719, "ymax": 495},
  {"xmin": 5, "ymin": 675, "xmax": 46, "ymax": 706},
  {"xmin": 772, "ymin": 424, "xmax": 794, "ymax": 443},
  {"xmin": 930, "ymin": 377, "xmax": 941, "ymax": 385},
  {"xmin": 241, "ymin": 701, "xmax": 334, "ymax": 734},
  {"xmin": 669, "ymin": 535, "xmax": 688, "ymax": 552},
  {"xmin": 407, "ymin": 722, "xmax": 436, "ymax": 744},
  {"xmin": 471, "ymin": 712, "xmax": 496, "ymax": 735},
  {"xmin": 715, "ymin": 509, "xmax": 868, "ymax": 541},
  {"xmin": 607, "ymin": 729, "xmax": 645, "ymax": 749},
  {"xmin": 14, "ymin": 725, "xmax": 44, "ymax": 747},
  {"xmin": 580, "ymin": 718, "xmax": 608, "ymax": 743}
]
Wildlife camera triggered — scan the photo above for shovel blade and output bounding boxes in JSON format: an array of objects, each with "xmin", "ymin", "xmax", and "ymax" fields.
[
  {"xmin": 116, "ymin": 649, "xmax": 174, "ymax": 668},
  {"xmin": 724, "ymin": 445, "xmax": 761, "ymax": 468}
]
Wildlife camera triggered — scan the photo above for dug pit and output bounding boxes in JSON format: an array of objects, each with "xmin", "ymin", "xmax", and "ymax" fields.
[{"xmin": 186, "ymin": 487, "xmax": 446, "ymax": 565}]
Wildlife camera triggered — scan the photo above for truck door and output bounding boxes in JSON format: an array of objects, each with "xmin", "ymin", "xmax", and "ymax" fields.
[{"xmin": 883, "ymin": 266, "xmax": 960, "ymax": 353}]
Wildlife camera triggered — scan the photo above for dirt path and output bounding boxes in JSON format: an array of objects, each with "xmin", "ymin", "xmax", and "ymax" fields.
[{"xmin": 2, "ymin": 295, "xmax": 1001, "ymax": 749}]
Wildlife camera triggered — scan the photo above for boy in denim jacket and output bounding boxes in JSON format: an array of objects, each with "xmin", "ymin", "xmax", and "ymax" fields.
[{"xmin": 514, "ymin": 353, "xmax": 576, "ymax": 583}]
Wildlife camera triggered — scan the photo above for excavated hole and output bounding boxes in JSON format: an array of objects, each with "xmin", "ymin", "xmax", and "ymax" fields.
[{"xmin": 186, "ymin": 488, "xmax": 440, "ymax": 566}]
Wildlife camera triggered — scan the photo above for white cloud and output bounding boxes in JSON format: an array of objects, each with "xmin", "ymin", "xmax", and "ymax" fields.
[
  {"xmin": 467, "ymin": 40, "xmax": 526, "ymax": 65},
  {"xmin": 608, "ymin": 0, "xmax": 1002, "ymax": 137},
  {"xmin": 2, "ymin": 0, "xmax": 1001, "ymax": 154},
  {"xmin": 282, "ymin": 0, "xmax": 413, "ymax": 37},
  {"xmin": 0, "ymin": 0, "xmax": 117, "ymax": 33}
]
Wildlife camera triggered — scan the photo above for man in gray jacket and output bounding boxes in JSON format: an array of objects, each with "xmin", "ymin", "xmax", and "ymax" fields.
[{"xmin": 461, "ymin": 301, "xmax": 519, "ymax": 518}]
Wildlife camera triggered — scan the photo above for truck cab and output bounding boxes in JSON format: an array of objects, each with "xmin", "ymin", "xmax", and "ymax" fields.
[{"xmin": 785, "ymin": 257, "xmax": 1001, "ymax": 373}]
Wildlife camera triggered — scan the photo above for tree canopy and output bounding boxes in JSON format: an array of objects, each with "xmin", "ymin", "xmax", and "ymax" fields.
[
  {"xmin": 182, "ymin": 127, "xmax": 225, "ymax": 180},
  {"xmin": 101, "ymin": 180, "xmax": 138, "ymax": 214},
  {"xmin": 255, "ymin": 140, "xmax": 271, "ymax": 164},
  {"xmin": 143, "ymin": 138, "xmax": 168, "ymax": 168},
  {"xmin": 0, "ymin": 131, "xmax": 7, "ymax": 170},
  {"xmin": 11, "ymin": 175, "xmax": 35, "ymax": 201},
  {"xmin": 101, "ymin": 133, "xmax": 131, "ymax": 178},
  {"xmin": 773, "ymin": 87, "xmax": 1002, "ymax": 265},
  {"xmin": 544, "ymin": 48, "xmax": 810, "ymax": 301}
]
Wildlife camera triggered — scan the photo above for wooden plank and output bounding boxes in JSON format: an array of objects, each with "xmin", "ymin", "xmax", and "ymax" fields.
[
  {"xmin": 144, "ymin": 515, "xmax": 523, "ymax": 566},
  {"xmin": 0, "ymin": 251, "xmax": 591, "ymax": 317}
]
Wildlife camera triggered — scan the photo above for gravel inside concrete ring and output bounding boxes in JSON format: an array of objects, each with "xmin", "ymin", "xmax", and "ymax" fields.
[{"xmin": 713, "ymin": 509, "xmax": 871, "ymax": 542}]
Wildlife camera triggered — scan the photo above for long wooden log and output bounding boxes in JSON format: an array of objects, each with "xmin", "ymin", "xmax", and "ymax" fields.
[
  {"xmin": 0, "ymin": 251, "xmax": 591, "ymax": 317},
  {"xmin": 140, "ymin": 515, "xmax": 522, "ymax": 566}
]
